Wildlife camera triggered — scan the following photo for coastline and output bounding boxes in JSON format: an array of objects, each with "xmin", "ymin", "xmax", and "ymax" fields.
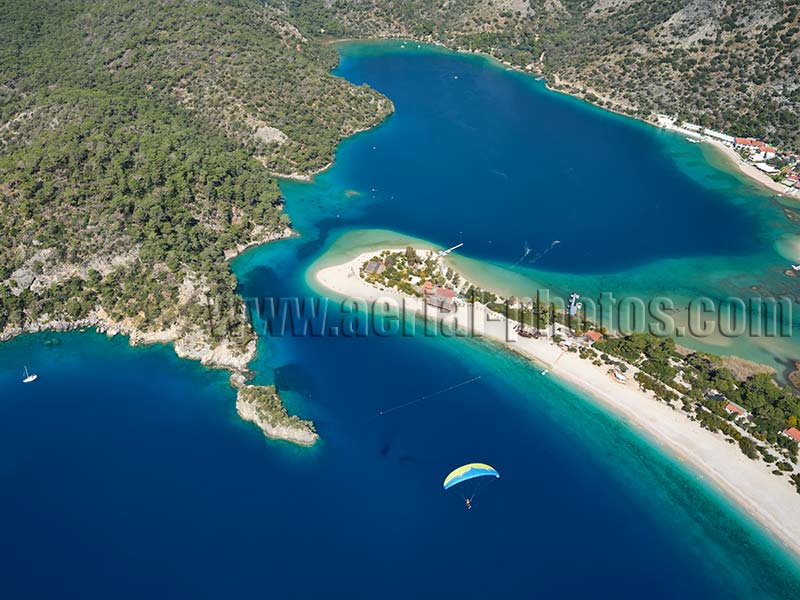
[
  {"xmin": 314, "ymin": 248, "xmax": 800, "ymax": 559},
  {"xmin": 2, "ymin": 226, "xmax": 318, "ymax": 447},
  {"xmin": 236, "ymin": 385, "xmax": 319, "ymax": 447},
  {"xmin": 272, "ymin": 122, "xmax": 394, "ymax": 182},
  {"xmin": 0, "ymin": 229, "xmax": 297, "ymax": 371},
  {"xmin": 330, "ymin": 37, "xmax": 795, "ymax": 197},
  {"xmin": 704, "ymin": 138, "xmax": 795, "ymax": 196},
  {"xmin": 659, "ymin": 122, "xmax": 795, "ymax": 196}
]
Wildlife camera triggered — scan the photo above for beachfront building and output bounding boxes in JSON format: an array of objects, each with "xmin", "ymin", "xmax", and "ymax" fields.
[
  {"xmin": 423, "ymin": 286, "xmax": 457, "ymax": 313},
  {"xmin": 724, "ymin": 402, "xmax": 747, "ymax": 418},
  {"xmin": 781, "ymin": 427, "xmax": 800, "ymax": 444},
  {"xmin": 703, "ymin": 389, "xmax": 727, "ymax": 403},
  {"xmin": 734, "ymin": 137, "xmax": 767, "ymax": 152},
  {"xmin": 752, "ymin": 147, "xmax": 777, "ymax": 161},
  {"xmin": 733, "ymin": 138, "xmax": 781, "ymax": 166},
  {"xmin": 683, "ymin": 122, "xmax": 702, "ymax": 132},
  {"xmin": 584, "ymin": 330, "xmax": 603, "ymax": 344},
  {"xmin": 704, "ymin": 128, "xmax": 735, "ymax": 144},
  {"xmin": 364, "ymin": 260, "xmax": 385, "ymax": 275},
  {"xmin": 755, "ymin": 163, "xmax": 779, "ymax": 173},
  {"xmin": 436, "ymin": 287, "xmax": 456, "ymax": 300}
]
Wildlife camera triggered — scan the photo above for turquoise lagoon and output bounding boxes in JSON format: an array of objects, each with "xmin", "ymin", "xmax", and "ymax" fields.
[
  {"xmin": 2, "ymin": 41, "xmax": 800, "ymax": 598},
  {"xmin": 286, "ymin": 41, "xmax": 800, "ymax": 372}
]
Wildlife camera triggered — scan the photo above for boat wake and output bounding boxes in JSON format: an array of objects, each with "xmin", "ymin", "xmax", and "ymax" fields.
[{"xmin": 513, "ymin": 240, "xmax": 560, "ymax": 267}]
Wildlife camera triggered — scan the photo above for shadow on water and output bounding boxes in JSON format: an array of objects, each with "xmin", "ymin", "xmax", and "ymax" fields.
[{"xmin": 274, "ymin": 363, "xmax": 315, "ymax": 398}]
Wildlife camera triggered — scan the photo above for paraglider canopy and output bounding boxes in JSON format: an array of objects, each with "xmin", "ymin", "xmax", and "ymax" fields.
[{"xmin": 443, "ymin": 463, "xmax": 500, "ymax": 490}]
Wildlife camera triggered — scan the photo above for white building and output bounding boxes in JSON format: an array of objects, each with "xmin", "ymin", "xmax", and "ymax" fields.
[
  {"xmin": 755, "ymin": 162, "xmax": 779, "ymax": 173},
  {"xmin": 703, "ymin": 128, "xmax": 735, "ymax": 144},
  {"xmin": 751, "ymin": 150, "xmax": 776, "ymax": 161}
]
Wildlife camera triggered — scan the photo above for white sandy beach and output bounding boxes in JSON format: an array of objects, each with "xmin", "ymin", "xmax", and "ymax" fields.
[
  {"xmin": 665, "ymin": 124, "xmax": 796, "ymax": 196},
  {"xmin": 708, "ymin": 139, "xmax": 795, "ymax": 196},
  {"xmin": 315, "ymin": 249, "xmax": 800, "ymax": 558}
]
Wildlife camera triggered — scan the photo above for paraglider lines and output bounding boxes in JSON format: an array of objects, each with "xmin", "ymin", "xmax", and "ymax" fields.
[{"xmin": 372, "ymin": 376, "xmax": 482, "ymax": 418}]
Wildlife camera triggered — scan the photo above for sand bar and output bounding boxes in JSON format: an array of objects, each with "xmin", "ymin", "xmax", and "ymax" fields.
[{"xmin": 315, "ymin": 248, "xmax": 800, "ymax": 559}]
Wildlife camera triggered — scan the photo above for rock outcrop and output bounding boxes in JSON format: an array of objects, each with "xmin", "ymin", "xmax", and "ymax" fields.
[{"xmin": 236, "ymin": 385, "xmax": 318, "ymax": 446}]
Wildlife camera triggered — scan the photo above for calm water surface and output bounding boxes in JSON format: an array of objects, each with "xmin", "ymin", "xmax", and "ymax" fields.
[{"xmin": 1, "ymin": 41, "xmax": 800, "ymax": 599}]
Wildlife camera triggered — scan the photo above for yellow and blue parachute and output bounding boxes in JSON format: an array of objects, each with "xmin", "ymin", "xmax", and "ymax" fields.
[{"xmin": 443, "ymin": 463, "xmax": 500, "ymax": 490}]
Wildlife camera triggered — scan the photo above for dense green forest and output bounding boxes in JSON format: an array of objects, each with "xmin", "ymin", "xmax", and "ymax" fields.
[
  {"xmin": 2, "ymin": 0, "xmax": 798, "ymax": 391},
  {"xmin": 3, "ymin": 0, "xmax": 797, "ymax": 349},
  {"xmin": 0, "ymin": 0, "xmax": 390, "ymax": 352}
]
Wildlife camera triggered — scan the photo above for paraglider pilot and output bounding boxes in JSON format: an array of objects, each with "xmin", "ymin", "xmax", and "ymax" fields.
[{"xmin": 443, "ymin": 463, "xmax": 499, "ymax": 511}]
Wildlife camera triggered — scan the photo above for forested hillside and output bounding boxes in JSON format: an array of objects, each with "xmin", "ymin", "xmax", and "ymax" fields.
[
  {"xmin": 0, "ymin": 0, "xmax": 390, "ymax": 354},
  {"xmin": 535, "ymin": 0, "xmax": 800, "ymax": 149},
  {"xmin": 283, "ymin": 0, "xmax": 800, "ymax": 151},
  {"xmin": 1, "ymin": 0, "xmax": 797, "ymax": 420},
  {"xmin": 2, "ymin": 0, "xmax": 797, "ymax": 348}
]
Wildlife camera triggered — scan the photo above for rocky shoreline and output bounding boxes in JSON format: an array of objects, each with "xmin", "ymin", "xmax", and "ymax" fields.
[
  {"xmin": 1, "ymin": 226, "xmax": 318, "ymax": 447},
  {"xmin": 236, "ymin": 385, "xmax": 318, "ymax": 446}
]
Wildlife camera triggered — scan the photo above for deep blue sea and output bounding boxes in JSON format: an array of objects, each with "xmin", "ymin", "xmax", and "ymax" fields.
[
  {"xmin": 312, "ymin": 44, "xmax": 766, "ymax": 274},
  {"xmin": 2, "ymin": 41, "xmax": 800, "ymax": 598}
]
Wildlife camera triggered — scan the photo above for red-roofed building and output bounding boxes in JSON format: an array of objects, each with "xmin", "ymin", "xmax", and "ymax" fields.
[
  {"xmin": 436, "ymin": 287, "xmax": 456, "ymax": 299},
  {"xmin": 782, "ymin": 427, "xmax": 800, "ymax": 443},
  {"xmin": 422, "ymin": 281, "xmax": 434, "ymax": 295},
  {"xmin": 584, "ymin": 330, "xmax": 603, "ymax": 343},
  {"xmin": 734, "ymin": 137, "xmax": 767, "ymax": 149},
  {"xmin": 725, "ymin": 402, "xmax": 746, "ymax": 416}
]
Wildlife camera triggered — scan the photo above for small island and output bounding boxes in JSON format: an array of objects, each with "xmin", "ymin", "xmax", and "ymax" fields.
[{"xmin": 236, "ymin": 385, "xmax": 318, "ymax": 447}]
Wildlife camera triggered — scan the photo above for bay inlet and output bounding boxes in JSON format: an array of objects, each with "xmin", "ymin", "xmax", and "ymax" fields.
[{"xmin": 2, "ymin": 40, "xmax": 800, "ymax": 598}]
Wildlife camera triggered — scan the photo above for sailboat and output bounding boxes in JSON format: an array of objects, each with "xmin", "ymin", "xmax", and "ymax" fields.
[{"xmin": 22, "ymin": 366, "xmax": 37, "ymax": 383}]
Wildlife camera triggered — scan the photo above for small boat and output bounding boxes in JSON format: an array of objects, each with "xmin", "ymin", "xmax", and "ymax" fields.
[
  {"xmin": 22, "ymin": 366, "xmax": 37, "ymax": 383},
  {"xmin": 686, "ymin": 137, "xmax": 700, "ymax": 144},
  {"xmin": 792, "ymin": 264, "xmax": 800, "ymax": 271},
  {"xmin": 540, "ymin": 369, "xmax": 549, "ymax": 376}
]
